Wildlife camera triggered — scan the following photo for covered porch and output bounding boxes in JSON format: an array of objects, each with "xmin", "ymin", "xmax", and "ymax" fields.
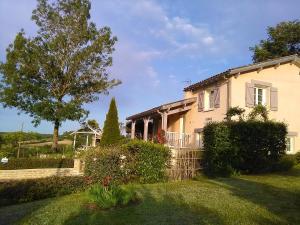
[{"xmin": 126, "ymin": 97, "xmax": 197, "ymax": 149}]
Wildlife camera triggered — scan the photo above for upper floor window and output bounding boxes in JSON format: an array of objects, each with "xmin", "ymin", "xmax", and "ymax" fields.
[
  {"xmin": 198, "ymin": 87, "xmax": 220, "ymax": 112},
  {"xmin": 204, "ymin": 89, "xmax": 216, "ymax": 110},
  {"xmin": 209, "ymin": 90, "xmax": 215, "ymax": 109},
  {"xmin": 246, "ymin": 81, "xmax": 277, "ymax": 110},
  {"xmin": 254, "ymin": 87, "xmax": 266, "ymax": 106}
]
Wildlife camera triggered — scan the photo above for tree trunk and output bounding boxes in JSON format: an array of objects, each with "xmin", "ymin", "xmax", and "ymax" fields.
[{"xmin": 52, "ymin": 120, "xmax": 60, "ymax": 151}]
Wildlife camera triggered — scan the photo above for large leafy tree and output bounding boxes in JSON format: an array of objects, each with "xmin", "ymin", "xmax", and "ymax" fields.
[
  {"xmin": 250, "ymin": 20, "xmax": 300, "ymax": 62},
  {"xmin": 100, "ymin": 98, "xmax": 121, "ymax": 146},
  {"xmin": 87, "ymin": 119, "xmax": 100, "ymax": 130},
  {"xmin": 0, "ymin": 0, "xmax": 120, "ymax": 150}
]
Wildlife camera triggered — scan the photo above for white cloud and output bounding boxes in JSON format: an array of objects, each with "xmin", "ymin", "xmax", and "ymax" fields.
[{"xmin": 124, "ymin": 0, "xmax": 219, "ymax": 56}]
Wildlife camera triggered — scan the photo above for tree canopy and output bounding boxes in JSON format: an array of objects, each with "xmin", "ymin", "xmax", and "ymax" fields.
[
  {"xmin": 100, "ymin": 98, "xmax": 121, "ymax": 146},
  {"xmin": 87, "ymin": 119, "xmax": 100, "ymax": 130},
  {"xmin": 250, "ymin": 20, "xmax": 300, "ymax": 62},
  {"xmin": 0, "ymin": 0, "xmax": 120, "ymax": 149}
]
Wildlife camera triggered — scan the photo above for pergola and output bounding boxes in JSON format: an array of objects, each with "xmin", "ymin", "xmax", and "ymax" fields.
[
  {"xmin": 71, "ymin": 123, "xmax": 102, "ymax": 150},
  {"xmin": 126, "ymin": 97, "xmax": 197, "ymax": 141}
]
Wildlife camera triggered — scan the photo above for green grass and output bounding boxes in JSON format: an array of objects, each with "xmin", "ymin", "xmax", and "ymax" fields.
[{"xmin": 1, "ymin": 165, "xmax": 300, "ymax": 225}]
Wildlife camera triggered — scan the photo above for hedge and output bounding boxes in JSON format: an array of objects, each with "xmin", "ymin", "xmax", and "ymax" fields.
[
  {"xmin": 0, "ymin": 158, "xmax": 74, "ymax": 170},
  {"xmin": 84, "ymin": 146, "xmax": 126, "ymax": 185},
  {"xmin": 0, "ymin": 176, "xmax": 88, "ymax": 206},
  {"xmin": 84, "ymin": 140, "xmax": 171, "ymax": 184},
  {"xmin": 203, "ymin": 121, "xmax": 287, "ymax": 176},
  {"xmin": 122, "ymin": 140, "xmax": 171, "ymax": 183}
]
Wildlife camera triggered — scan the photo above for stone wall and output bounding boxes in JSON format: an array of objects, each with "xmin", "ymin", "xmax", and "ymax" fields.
[{"xmin": 0, "ymin": 159, "xmax": 84, "ymax": 181}]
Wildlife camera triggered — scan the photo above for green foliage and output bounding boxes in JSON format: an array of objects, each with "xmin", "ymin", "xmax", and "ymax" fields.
[
  {"xmin": 87, "ymin": 119, "xmax": 100, "ymax": 130},
  {"xmin": 273, "ymin": 155, "xmax": 296, "ymax": 172},
  {"xmin": 295, "ymin": 152, "xmax": 300, "ymax": 164},
  {"xmin": 84, "ymin": 146, "xmax": 126, "ymax": 184},
  {"xmin": 250, "ymin": 20, "xmax": 300, "ymax": 62},
  {"xmin": 0, "ymin": 144, "xmax": 74, "ymax": 158},
  {"xmin": 0, "ymin": 0, "xmax": 119, "ymax": 149},
  {"xmin": 0, "ymin": 176, "xmax": 87, "ymax": 206},
  {"xmin": 0, "ymin": 158, "xmax": 73, "ymax": 170},
  {"xmin": 202, "ymin": 122, "xmax": 238, "ymax": 177},
  {"xmin": 87, "ymin": 184, "xmax": 138, "ymax": 209},
  {"xmin": 1, "ymin": 132, "xmax": 49, "ymax": 147},
  {"xmin": 248, "ymin": 105, "xmax": 269, "ymax": 121},
  {"xmin": 203, "ymin": 121, "xmax": 287, "ymax": 177},
  {"xmin": 0, "ymin": 135, "xmax": 3, "ymax": 148},
  {"xmin": 84, "ymin": 140, "xmax": 170, "ymax": 184},
  {"xmin": 225, "ymin": 106, "xmax": 245, "ymax": 121},
  {"xmin": 122, "ymin": 140, "xmax": 171, "ymax": 183},
  {"xmin": 100, "ymin": 98, "xmax": 121, "ymax": 146}
]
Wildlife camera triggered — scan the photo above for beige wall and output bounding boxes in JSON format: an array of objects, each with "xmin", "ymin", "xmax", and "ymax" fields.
[
  {"xmin": 166, "ymin": 62, "xmax": 300, "ymax": 153},
  {"xmin": 230, "ymin": 62, "xmax": 300, "ymax": 153},
  {"xmin": 167, "ymin": 114, "xmax": 181, "ymax": 132},
  {"xmin": 183, "ymin": 81, "xmax": 229, "ymax": 134}
]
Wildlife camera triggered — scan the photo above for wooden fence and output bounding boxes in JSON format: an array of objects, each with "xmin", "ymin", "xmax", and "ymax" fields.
[{"xmin": 168, "ymin": 149, "xmax": 202, "ymax": 180}]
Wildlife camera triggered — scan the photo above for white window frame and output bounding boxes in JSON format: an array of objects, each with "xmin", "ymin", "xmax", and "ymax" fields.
[
  {"xmin": 286, "ymin": 136, "xmax": 295, "ymax": 153},
  {"xmin": 204, "ymin": 89, "xmax": 214, "ymax": 110},
  {"xmin": 254, "ymin": 87, "xmax": 266, "ymax": 106},
  {"xmin": 196, "ymin": 132, "xmax": 203, "ymax": 149}
]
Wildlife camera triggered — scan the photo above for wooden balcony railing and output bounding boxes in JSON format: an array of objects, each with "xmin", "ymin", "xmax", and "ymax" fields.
[{"xmin": 165, "ymin": 132, "xmax": 196, "ymax": 149}]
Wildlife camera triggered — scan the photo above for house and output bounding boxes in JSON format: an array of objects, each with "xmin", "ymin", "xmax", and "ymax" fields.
[{"xmin": 126, "ymin": 54, "xmax": 300, "ymax": 154}]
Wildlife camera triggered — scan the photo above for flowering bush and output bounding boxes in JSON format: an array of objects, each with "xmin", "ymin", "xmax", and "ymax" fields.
[
  {"xmin": 84, "ymin": 146, "xmax": 128, "ymax": 185},
  {"xmin": 84, "ymin": 140, "xmax": 170, "ymax": 184}
]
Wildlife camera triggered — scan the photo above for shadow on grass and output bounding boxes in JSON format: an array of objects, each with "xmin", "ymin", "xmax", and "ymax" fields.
[
  {"xmin": 0, "ymin": 198, "xmax": 53, "ymax": 225},
  {"xmin": 62, "ymin": 185, "xmax": 224, "ymax": 225},
  {"xmin": 213, "ymin": 175, "xmax": 300, "ymax": 225}
]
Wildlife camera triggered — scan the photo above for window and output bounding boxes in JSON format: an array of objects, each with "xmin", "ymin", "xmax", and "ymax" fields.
[
  {"xmin": 254, "ymin": 87, "xmax": 266, "ymax": 105},
  {"xmin": 286, "ymin": 137, "xmax": 294, "ymax": 153},
  {"xmin": 209, "ymin": 90, "xmax": 215, "ymax": 109},
  {"xmin": 196, "ymin": 132, "xmax": 203, "ymax": 149},
  {"xmin": 204, "ymin": 89, "xmax": 214, "ymax": 110}
]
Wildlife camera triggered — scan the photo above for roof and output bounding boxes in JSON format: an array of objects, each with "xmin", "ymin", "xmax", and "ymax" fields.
[
  {"xmin": 126, "ymin": 97, "xmax": 196, "ymax": 120},
  {"xmin": 71, "ymin": 122, "xmax": 102, "ymax": 136},
  {"xmin": 184, "ymin": 54, "xmax": 300, "ymax": 91}
]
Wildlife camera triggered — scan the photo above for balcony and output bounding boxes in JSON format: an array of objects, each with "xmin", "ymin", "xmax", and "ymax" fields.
[{"xmin": 165, "ymin": 132, "xmax": 196, "ymax": 149}]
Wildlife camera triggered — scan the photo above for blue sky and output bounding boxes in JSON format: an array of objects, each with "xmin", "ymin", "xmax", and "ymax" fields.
[{"xmin": 0, "ymin": 0, "xmax": 299, "ymax": 134}]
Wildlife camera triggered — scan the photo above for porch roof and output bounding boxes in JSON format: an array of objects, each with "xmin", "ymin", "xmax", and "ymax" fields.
[{"xmin": 126, "ymin": 97, "xmax": 197, "ymax": 121}]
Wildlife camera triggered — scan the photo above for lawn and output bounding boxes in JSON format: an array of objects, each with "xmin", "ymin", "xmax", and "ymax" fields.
[{"xmin": 0, "ymin": 165, "xmax": 300, "ymax": 225}]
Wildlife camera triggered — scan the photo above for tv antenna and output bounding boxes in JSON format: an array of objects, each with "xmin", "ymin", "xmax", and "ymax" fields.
[{"xmin": 182, "ymin": 79, "xmax": 192, "ymax": 86}]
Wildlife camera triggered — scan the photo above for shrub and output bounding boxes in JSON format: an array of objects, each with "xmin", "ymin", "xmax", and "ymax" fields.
[
  {"xmin": 84, "ymin": 146, "xmax": 126, "ymax": 184},
  {"xmin": 294, "ymin": 152, "xmax": 300, "ymax": 164},
  {"xmin": 0, "ymin": 176, "xmax": 87, "ymax": 206},
  {"xmin": 203, "ymin": 121, "xmax": 287, "ymax": 176},
  {"xmin": 87, "ymin": 184, "xmax": 138, "ymax": 209},
  {"xmin": 225, "ymin": 106, "xmax": 245, "ymax": 121},
  {"xmin": 84, "ymin": 140, "xmax": 171, "ymax": 184},
  {"xmin": 248, "ymin": 105, "xmax": 269, "ymax": 121},
  {"xmin": 230, "ymin": 121, "xmax": 287, "ymax": 173},
  {"xmin": 202, "ymin": 122, "xmax": 239, "ymax": 177},
  {"xmin": 122, "ymin": 140, "xmax": 171, "ymax": 183},
  {"xmin": 0, "ymin": 158, "xmax": 74, "ymax": 170},
  {"xmin": 273, "ymin": 155, "xmax": 296, "ymax": 171}
]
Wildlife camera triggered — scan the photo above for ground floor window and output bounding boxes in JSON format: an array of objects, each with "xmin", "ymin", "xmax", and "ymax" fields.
[
  {"xmin": 196, "ymin": 132, "xmax": 203, "ymax": 149},
  {"xmin": 286, "ymin": 137, "xmax": 294, "ymax": 153}
]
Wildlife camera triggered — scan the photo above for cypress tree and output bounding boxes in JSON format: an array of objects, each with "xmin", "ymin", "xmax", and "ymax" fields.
[{"xmin": 100, "ymin": 98, "xmax": 121, "ymax": 146}]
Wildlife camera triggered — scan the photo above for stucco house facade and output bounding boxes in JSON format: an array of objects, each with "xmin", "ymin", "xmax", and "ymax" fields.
[{"xmin": 126, "ymin": 54, "xmax": 300, "ymax": 154}]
